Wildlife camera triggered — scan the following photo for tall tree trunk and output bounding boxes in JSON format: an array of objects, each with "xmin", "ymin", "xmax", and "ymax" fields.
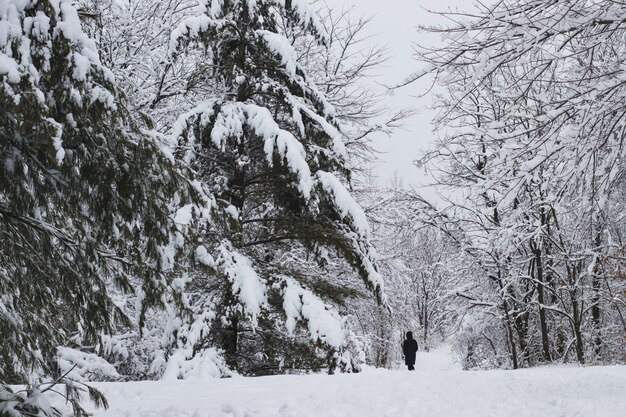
[
  {"xmin": 571, "ymin": 296, "xmax": 585, "ymax": 364},
  {"xmin": 504, "ymin": 307, "xmax": 519, "ymax": 370},
  {"xmin": 591, "ymin": 231, "xmax": 603, "ymax": 359},
  {"xmin": 224, "ymin": 316, "xmax": 239, "ymax": 369},
  {"xmin": 376, "ymin": 306, "xmax": 389, "ymax": 368},
  {"xmin": 422, "ymin": 286, "xmax": 429, "ymax": 351},
  {"xmin": 514, "ymin": 310, "xmax": 530, "ymax": 366},
  {"xmin": 533, "ymin": 245, "xmax": 552, "ymax": 362},
  {"xmin": 491, "ymin": 269, "xmax": 519, "ymax": 369},
  {"xmin": 565, "ymin": 262, "xmax": 585, "ymax": 364}
]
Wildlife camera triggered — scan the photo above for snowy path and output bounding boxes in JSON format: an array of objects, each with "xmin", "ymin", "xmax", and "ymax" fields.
[
  {"xmin": 413, "ymin": 344, "xmax": 459, "ymax": 371},
  {"xmin": 72, "ymin": 347, "xmax": 625, "ymax": 417}
]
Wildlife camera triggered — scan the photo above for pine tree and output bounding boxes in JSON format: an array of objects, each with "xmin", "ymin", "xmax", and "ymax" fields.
[
  {"xmin": 0, "ymin": 1, "xmax": 203, "ymax": 414},
  {"xmin": 166, "ymin": 0, "xmax": 385, "ymax": 375}
]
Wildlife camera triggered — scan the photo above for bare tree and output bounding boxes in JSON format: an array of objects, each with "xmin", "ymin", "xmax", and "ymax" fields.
[
  {"xmin": 403, "ymin": 0, "xmax": 626, "ymax": 367},
  {"xmin": 279, "ymin": 2, "xmax": 413, "ymax": 172}
]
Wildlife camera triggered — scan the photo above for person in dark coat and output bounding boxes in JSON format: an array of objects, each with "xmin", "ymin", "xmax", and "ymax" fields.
[{"xmin": 402, "ymin": 331, "xmax": 419, "ymax": 370}]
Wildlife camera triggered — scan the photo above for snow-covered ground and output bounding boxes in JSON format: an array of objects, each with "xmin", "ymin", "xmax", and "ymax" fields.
[{"xmin": 64, "ymin": 346, "xmax": 626, "ymax": 417}]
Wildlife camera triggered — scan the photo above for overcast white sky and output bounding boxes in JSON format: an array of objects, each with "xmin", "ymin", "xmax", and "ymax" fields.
[{"xmin": 328, "ymin": 0, "xmax": 470, "ymax": 189}]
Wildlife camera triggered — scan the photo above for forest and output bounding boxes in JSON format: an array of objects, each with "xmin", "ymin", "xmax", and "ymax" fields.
[{"xmin": 1, "ymin": 0, "xmax": 625, "ymax": 416}]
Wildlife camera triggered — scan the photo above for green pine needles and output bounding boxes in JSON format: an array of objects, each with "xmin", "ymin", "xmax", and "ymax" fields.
[
  {"xmin": 167, "ymin": 0, "xmax": 384, "ymax": 375},
  {"xmin": 1, "ymin": 1, "xmax": 205, "ymax": 415},
  {"xmin": 0, "ymin": 1, "xmax": 386, "ymax": 415}
]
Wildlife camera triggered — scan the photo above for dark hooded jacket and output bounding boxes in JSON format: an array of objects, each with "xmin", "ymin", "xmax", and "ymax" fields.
[{"xmin": 402, "ymin": 332, "xmax": 418, "ymax": 365}]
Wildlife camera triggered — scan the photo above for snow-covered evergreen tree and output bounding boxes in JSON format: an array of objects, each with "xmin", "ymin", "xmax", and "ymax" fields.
[
  {"xmin": 0, "ymin": 0, "xmax": 204, "ymax": 414},
  {"xmin": 164, "ymin": 0, "xmax": 385, "ymax": 376}
]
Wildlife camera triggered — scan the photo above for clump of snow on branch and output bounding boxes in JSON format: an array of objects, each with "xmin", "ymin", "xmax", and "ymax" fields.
[
  {"xmin": 45, "ymin": 117, "xmax": 65, "ymax": 164},
  {"xmin": 172, "ymin": 101, "xmax": 315, "ymax": 198},
  {"xmin": 276, "ymin": 0, "xmax": 328, "ymax": 40},
  {"xmin": 288, "ymin": 96, "xmax": 347, "ymax": 159},
  {"xmin": 195, "ymin": 245, "xmax": 215, "ymax": 267},
  {"xmin": 55, "ymin": 1, "xmax": 115, "ymax": 86},
  {"xmin": 316, "ymin": 171, "xmax": 370, "ymax": 238},
  {"xmin": 171, "ymin": 100, "xmax": 218, "ymax": 164},
  {"xmin": 57, "ymin": 347, "xmax": 120, "ymax": 381},
  {"xmin": 281, "ymin": 278, "xmax": 345, "ymax": 348},
  {"xmin": 0, "ymin": 54, "xmax": 20, "ymax": 83},
  {"xmin": 256, "ymin": 29, "xmax": 298, "ymax": 76},
  {"xmin": 217, "ymin": 242, "xmax": 268, "ymax": 323},
  {"xmin": 169, "ymin": 12, "xmax": 224, "ymax": 54},
  {"xmin": 210, "ymin": 104, "xmax": 245, "ymax": 150},
  {"xmin": 246, "ymin": 103, "xmax": 314, "ymax": 197}
]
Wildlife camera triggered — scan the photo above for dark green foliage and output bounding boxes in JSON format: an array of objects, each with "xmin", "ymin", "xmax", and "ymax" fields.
[
  {"xmin": 168, "ymin": 0, "xmax": 383, "ymax": 375},
  {"xmin": 0, "ymin": 1, "xmax": 202, "ymax": 413}
]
